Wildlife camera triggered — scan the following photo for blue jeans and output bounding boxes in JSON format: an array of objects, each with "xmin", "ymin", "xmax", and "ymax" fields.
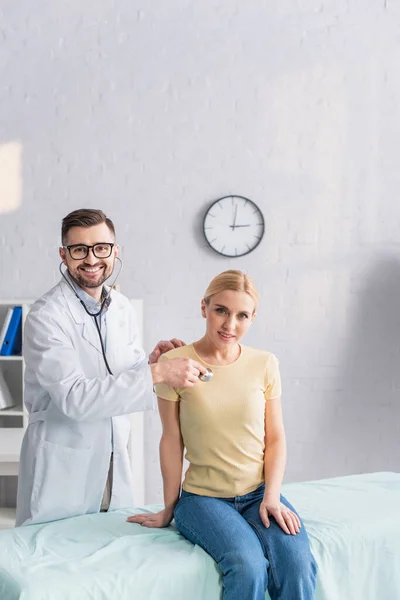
[{"xmin": 174, "ymin": 485, "xmax": 317, "ymax": 600}]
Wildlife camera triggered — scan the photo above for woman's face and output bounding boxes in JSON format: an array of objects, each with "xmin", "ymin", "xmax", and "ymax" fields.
[{"xmin": 202, "ymin": 290, "xmax": 256, "ymax": 347}]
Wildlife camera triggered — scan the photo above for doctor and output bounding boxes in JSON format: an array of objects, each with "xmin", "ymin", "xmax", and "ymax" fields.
[{"xmin": 16, "ymin": 208, "xmax": 206, "ymax": 526}]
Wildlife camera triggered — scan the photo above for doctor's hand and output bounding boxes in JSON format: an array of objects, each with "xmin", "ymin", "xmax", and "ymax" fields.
[
  {"xmin": 151, "ymin": 357, "xmax": 207, "ymax": 388},
  {"xmin": 126, "ymin": 507, "xmax": 174, "ymax": 528},
  {"xmin": 148, "ymin": 339, "xmax": 186, "ymax": 364}
]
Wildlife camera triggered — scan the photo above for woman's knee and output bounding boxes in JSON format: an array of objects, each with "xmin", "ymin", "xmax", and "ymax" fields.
[
  {"xmin": 221, "ymin": 550, "xmax": 267, "ymax": 589},
  {"xmin": 284, "ymin": 544, "xmax": 317, "ymax": 584}
]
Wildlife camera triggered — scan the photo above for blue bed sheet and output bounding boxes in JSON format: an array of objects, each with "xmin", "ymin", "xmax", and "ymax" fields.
[{"xmin": 0, "ymin": 472, "xmax": 399, "ymax": 600}]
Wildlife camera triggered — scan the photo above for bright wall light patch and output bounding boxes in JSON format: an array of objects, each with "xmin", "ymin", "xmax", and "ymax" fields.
[{"xmin": 0, "ymin": 141, "xmax": 22, "ymax": 213}]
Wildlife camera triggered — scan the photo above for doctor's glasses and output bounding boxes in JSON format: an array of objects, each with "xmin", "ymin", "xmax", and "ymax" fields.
[{"xmin": 63, "ymin": 243, "xmax": 115, "ymax": 260}]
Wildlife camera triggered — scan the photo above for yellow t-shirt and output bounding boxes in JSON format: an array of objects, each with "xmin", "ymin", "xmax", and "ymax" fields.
[{"xmin": 155, "ymin": 344, "xmax": 282, "ymax": 498}]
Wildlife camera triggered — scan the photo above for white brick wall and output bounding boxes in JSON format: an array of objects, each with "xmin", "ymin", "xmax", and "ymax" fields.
[{"xmin": 1, "ymin": 1, "xmax": 399, "ymax": 503}]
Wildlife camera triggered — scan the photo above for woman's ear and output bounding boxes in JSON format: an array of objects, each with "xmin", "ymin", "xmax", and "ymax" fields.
[
  {"xmin": 201, "ymin": 299, "xmax": 207, "ymax": 318},
  {"xmin": 251, "ymin": 312, "xmax": 257, "ymax": 322}
]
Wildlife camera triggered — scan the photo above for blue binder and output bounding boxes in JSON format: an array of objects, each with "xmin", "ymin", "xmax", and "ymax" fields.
[{"xmin": 0, "ymin": 306, "xmax": 22, "ymax": 356}]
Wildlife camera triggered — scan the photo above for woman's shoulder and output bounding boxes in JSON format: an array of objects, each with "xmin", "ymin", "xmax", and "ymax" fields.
[{"xmin": 242, "ymin": 345, "xmax": 279, "ymax": 364}]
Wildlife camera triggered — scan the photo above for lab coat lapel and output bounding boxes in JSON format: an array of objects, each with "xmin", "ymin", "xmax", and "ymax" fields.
[
  {"xmin": 60, "ymin": 279, "xmax": 103, "ymax": 355},
  {"xmin": 81, "ymin": 319, "xmax": 103, "ymax": 355}
]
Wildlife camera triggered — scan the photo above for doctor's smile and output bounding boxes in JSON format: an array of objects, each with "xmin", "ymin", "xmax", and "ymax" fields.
[
  {"xmin": 79, "ymin": 264, "xmax": 106, "ymax": 280},
  {"xmin": 79, "ymin": 264, "xmax": 106, "ymax": 275}
]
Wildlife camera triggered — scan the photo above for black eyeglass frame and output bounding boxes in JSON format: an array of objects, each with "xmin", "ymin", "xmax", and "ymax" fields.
[{"xmin": 63, "ymin": 243, "xmax": 115, "ymax": 260}]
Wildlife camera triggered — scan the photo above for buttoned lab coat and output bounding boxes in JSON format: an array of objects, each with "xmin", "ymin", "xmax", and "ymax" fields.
[{"xmin": 15, "ymin": 279, "xmax": 155, "ymax": 526}]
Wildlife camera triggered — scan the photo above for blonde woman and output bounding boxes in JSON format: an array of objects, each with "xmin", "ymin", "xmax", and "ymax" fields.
[{"xmin": 129, "ymin": 270, "xmax": 317, "ymax": 600}]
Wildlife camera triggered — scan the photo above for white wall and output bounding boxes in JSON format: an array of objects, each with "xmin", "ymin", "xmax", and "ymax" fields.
[{"xmin": 1, "ymin": 1, "xmax": 399, "ymax": 503}]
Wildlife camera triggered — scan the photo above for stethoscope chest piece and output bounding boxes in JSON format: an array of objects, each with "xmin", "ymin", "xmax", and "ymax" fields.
[{"xmin": 199, "ymin": 367, "xmax": 213, "ymax": 382}]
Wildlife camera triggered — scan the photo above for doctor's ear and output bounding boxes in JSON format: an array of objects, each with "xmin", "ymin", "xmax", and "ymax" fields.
[
  {"xmin": 59, "ymin": 247, "xmax": 67, "ymax": 265},
  {"xmin": 114, "ymin": 244, "xmax": 120, "ymax": 257}
]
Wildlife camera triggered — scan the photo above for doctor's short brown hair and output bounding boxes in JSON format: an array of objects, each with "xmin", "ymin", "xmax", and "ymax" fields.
[{"xmin": 61, "ymin": 209, "xmax": 116, "ymax": 244}]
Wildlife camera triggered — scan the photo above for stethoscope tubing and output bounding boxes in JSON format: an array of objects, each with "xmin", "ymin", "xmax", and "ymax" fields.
[{"xmin": 58, "ymin": 257, "xmax": 123, "ymax": 375}]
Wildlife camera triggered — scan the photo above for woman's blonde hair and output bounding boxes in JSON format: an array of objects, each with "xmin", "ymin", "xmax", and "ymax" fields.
[{"xmin": 203, "ymin": 270, "xmax": 258, "ymax": 312}]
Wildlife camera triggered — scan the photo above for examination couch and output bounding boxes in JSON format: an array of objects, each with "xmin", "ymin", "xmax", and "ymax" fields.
[{"xmin": 0, "ymin": 472, "xmax": 399, "ymax": 600}]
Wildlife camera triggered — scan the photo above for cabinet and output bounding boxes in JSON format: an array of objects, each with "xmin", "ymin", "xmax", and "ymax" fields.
[{"xmin": 0, "ymin": 300, "xmax": 32, "ymax": 529}]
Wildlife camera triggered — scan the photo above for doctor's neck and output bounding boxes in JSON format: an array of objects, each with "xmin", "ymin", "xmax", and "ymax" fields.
[{"xmin": 80, "ymin": 283, "xmax": 103, "ymax": 303}]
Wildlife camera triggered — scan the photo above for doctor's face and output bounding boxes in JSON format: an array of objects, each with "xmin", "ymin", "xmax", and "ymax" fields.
[{"xmin": 59, "ymin": 223, "xmax": 119, "ymax": 292}]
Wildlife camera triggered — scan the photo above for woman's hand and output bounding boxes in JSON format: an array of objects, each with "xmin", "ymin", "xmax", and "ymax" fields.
[
  {"xmin": 260, "ymin": 496, "xmax": 301, "ymax": 535},
  {"xmin": 126, "ymin": 507, "xmax": 174, "ymax": 528}
]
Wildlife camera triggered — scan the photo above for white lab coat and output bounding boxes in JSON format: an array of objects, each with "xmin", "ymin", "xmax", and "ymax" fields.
[{"xmin": 15, "ymin": 279, "xmax": 155, "ymax": 526}]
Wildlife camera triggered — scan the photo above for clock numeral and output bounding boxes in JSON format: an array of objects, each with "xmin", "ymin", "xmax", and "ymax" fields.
[
  {"xmin": 221, "ymin": 245, "xmax": 225, "ymax": 253},
  {"xmin": 210, "ymin": 238, "xmax": 217, "ymax": 244}
]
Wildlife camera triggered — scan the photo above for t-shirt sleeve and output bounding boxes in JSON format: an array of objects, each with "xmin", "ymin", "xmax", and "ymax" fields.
[
  {"xmin": 154, "ymin": 354, "xmax": 180, "ymax": 402},
  {"xmin": 264, "ymin": 354, "xmax": 282, "ymax": 400}
]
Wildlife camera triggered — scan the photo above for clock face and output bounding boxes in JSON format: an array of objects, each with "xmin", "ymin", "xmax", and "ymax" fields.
[{"xmin": 203, "ymin": 195, "xmax": 264, "ymax": 257}]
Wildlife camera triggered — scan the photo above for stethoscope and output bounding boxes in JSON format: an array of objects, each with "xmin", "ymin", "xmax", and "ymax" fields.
[
  {"xmin": 59, "ymin": 257, "xmax": 123, "ymax": 376},
  {"xmin": 199, "ymin": 368, "xmax": 213, "ymax": 382}
]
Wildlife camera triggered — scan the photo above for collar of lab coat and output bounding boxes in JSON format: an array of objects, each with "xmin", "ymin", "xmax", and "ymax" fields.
[
  {"xmin": 59, "ymin": 278, "xmax": 112, "ymax": 355},
  {"xmin": 58, "ymin": 279, "xmax": 128, "ymax": 368},
  {"xmin": 66, "ymin": 272, "xmax": 111, "ymax": 315}
]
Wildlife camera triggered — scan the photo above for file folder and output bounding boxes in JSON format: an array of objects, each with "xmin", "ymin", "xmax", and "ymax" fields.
[
  {"xmin": 0, "ymin": 306, "xmax": 22, "ymax": 356},
  {"xmin": 0, "ymin": 368, "xmax": 15, "ymax": 409},
  {"xmin": 0, "ymin": 308, "xmax": 12, "ymax": 349}
]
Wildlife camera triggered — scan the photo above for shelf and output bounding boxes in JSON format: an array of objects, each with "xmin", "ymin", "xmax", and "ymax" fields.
[
  {"xmin": 0, "ymin": 300, "xmax": 34, "ymax": 306},
  {"xmin": 0, "ymin": 405, "xmax": 23, "ymax": 416},
  {"xmin": 0, "ymin": 300, "xmax": 32, "ymax": 519},
  {"xmin": 0, "ymin": 507, "xmax": 16, "ymax": 529},
  {"xmin": 0, "ymin": 428, "xmax": 24, "ymax": 463}
]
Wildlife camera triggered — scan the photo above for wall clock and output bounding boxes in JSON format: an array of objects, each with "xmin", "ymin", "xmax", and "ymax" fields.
[{"xmin": 203, "ymin": 195, "xmax": 264, "ymax": 257}]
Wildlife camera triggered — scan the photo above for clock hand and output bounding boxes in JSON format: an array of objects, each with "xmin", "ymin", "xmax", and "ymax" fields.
[
  {"xmin": 232, "ymin": 224, "xmax": 250, "ymax": 227},
  {"xmin": 230, "ymin": 205, "xmax": 238, "ymax": 230}
]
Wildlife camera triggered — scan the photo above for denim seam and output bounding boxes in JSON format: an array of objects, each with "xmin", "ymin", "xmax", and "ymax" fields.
[{"xmin": 247, "ymin": 519, "xmax": 281, "ymax": 591}]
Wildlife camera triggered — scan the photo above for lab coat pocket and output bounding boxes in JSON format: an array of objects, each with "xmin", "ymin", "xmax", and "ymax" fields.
[{"xmin": 31, "ymin": 439, "xmax": 92, "ymax": 522}]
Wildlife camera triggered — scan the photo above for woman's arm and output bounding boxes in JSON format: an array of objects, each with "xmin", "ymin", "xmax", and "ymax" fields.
[
  {"xmin": 159, "ymin": 398, "xmax": 184, "ymax": 513},
  {"xmin": 260, "ymin": 397, "xmax": 301, "ymax": 535},
  {"xmin": 127, "ymin": 397, "xmax": 183, "ymax": 528},
  {"xmin": 263, "ymin": 397, "xmax": 287, "ymax": 501}
]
